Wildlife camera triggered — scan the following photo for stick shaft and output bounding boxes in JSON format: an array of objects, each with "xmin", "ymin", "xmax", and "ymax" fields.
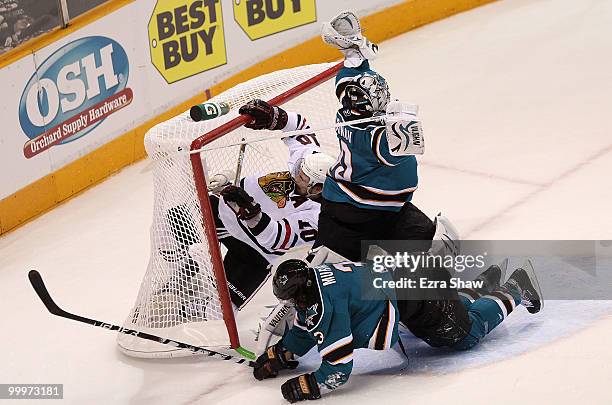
[
  {"xmin": 234, "ymin": 143, "xmax": 247, "ymax": 185},
  {"xmin": 192, "ymin": 115, "xmax": 386, "ymax": 155},
  {"xmin": 27, "ymin": 270, "xmax": 254, "ymax": 367}
]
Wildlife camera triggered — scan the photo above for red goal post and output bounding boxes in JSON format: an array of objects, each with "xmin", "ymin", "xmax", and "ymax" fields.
[{"xmin": 189, "ymin": 62, "xmax": 343, "ymax": 350}]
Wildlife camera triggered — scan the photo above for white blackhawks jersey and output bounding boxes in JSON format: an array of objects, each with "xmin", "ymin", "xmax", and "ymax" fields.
[{"xmin": 217, "ymin": 112, "xmax": 322, "ymax": 264}]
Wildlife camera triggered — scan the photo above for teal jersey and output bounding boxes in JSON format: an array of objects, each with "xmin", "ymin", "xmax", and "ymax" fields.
[
  {"xmin": 324, "ymin": 62, "xmax": 419, "ymax": 212},
  {"xmin": 282, "ymin": 262, "xmax": 399, "ymax": 392}
]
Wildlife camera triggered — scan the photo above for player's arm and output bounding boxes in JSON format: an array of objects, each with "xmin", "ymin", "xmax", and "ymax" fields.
[
  {"xmin": 221, "ymin": 186, "xmax": 318, "ymax": 251},
  {"xmin": 239, "ymin": 99, "xmax": 321, "ymax": 173},
  {"xmin": 245, "ymin": 203, "xmax": 318, "ymax": 252},
  {"xmin": 281, "ymin": 111, "xmax": 321, "ymax": 176},
  {"xmin": 309, "ymin": 307, "xmax": 354, "ymax": 396},
  {"xmin": 371, "ymin": 126, "xmax": 405, "ymax": 166},
  {"xmin": 281, "ymin": 299, "xmax": 354, "ymax": 402},
  {"xmin": 253, "ymin": 316, "xmax": 316, "ymax": 381}
]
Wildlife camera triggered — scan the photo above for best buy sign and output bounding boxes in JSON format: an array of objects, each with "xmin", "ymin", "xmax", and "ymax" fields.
[
  {"xmin": 149, "ymin": 0, "xmax": 227, "ymax": 83},
  {"xmin": 234, "ymin": 0, "xmax": 317, "ymax": 40}
]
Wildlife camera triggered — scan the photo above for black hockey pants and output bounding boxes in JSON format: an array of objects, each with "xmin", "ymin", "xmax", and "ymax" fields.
[{"xmin": 313, "ymin": 198, "xmax": 436, "ymax": 262}]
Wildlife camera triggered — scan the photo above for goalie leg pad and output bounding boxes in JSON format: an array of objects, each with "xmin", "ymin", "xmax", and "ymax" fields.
[
  {"xmin": 306, "ymin": 245, "xmax": 350, "ymax": 266},
  {"xmin": 429, "ymin": 213, "xmax": 461, "ymax": 259}
]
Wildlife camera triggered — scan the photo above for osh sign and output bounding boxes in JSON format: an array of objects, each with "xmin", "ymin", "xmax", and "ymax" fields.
[
  {"xmin": 149, "ymin": 0, "xmax": 226, "ymax": 83},
  {"xmin": 234, "ymin": 0, "xmax": 317, "ymax": 40},
  {"xmin": 19, "ymin": 36, "xmax": 132, "ymax": 159}
]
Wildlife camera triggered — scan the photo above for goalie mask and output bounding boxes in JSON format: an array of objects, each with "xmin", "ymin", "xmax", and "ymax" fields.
[{"xmin": 339, "ymin": 72, "xmax": 390, "ymax": 116}]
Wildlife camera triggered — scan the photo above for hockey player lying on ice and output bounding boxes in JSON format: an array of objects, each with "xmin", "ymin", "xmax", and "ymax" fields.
[
  {"xmin": 253, "ymin": 257, "xmax": 543, "ymax": 403},
  {"xmin": 206, "ymin": 103, "xmax": 336, "ymax": 309}
]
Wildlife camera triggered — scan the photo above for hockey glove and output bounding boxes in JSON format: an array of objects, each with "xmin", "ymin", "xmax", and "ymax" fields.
[
  {"xmin": 221, "ymin": 185, "xmax": 261, "ymax": 220},
  {"xmin": 321, "ymin": 11, "xmax": 379, "ymax": 67},
  {"xmin": 281, "ymin": 373, "xmax": 321, "ymax": 403},
  {"xmin": 239, "ymin": 99, "xmax": 288, "ymax": 130},
  {"xmin": 253, "ymin": 340, "xmax": 298, "ymax": 381},
  {"xmin": 207, "ymin": 170, "xmax": 235, "ymax": 194}
]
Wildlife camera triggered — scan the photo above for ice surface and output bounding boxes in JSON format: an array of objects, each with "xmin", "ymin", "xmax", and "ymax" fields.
[{"xmin": 2, "ymin": 0, "xmax": 612, "ymax": 403}]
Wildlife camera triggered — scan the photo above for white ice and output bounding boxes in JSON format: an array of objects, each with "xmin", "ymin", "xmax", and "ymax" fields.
[{"xmin": 2, "ymin": 0, "xmax": 612, "ymax": 403}]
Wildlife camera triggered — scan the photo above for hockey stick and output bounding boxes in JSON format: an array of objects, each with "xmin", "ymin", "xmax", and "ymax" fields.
[
  {"xmin": 234, "ymin": 141, "xmax": 247, "ymax": 185},
  {"xmin": 191, "ymin": 115, "xmax": 388, "ymax": 155},
  {"xmin": 28, "ymin": 270, "xmax": 255, "ymax": 367}
]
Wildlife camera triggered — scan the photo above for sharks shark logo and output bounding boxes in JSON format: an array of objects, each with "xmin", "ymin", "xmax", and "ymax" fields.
[
  {"xmin": 324, "ymin": 372, "xmax": 348, "ymax": 390},
  {"xmin": 305, "ymin": 303, "xmax": 319, "ymax": 327},
  {"xmin": 278, "ymin": 274, "xmax": 289, "ymax": 286}
]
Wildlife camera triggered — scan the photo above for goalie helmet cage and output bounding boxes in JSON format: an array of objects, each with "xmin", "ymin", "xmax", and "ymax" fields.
[{"xmin": 117, "ymin": 62, "xmax": 343, "ymax": 358}]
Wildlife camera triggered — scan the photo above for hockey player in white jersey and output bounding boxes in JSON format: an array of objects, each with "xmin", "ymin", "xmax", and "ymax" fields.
[{"xmin": 206, "ymin": 100, "xmax": 336, "ymax": 309}]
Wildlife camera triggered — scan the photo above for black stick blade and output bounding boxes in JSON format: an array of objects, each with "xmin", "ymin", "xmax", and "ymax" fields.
[{"xmin": 28, "ymin": 270, "xmax": 65, "ymax": 316}]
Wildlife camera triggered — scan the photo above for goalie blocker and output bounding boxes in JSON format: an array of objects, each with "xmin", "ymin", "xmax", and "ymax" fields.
[{"xmin": 385, "ymin": 100, "xmax": 424, "ymax": 156}]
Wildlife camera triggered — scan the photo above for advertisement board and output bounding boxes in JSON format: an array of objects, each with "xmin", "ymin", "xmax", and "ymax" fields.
[
  {"xmin": 1, "ymin": 0, "xmax": 407, "ymax": 201},
  {"xmin": 0, "ymin": 0, "xmax": 494, "ymax": 233}
]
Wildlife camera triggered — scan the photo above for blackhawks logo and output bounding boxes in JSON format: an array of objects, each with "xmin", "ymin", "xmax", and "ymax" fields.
[{"xmin": 258, "ymin": 171, "xmax": 294, "ymax": 208}]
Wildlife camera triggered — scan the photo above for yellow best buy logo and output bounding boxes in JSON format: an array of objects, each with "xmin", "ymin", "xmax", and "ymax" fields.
[
  {"xmin": 148, "ymin": 0, "xmax": 227, "ymax": 83},
  {"xmin": 234, "ymin": 0, "xmax": 317, "ymax": 40}
]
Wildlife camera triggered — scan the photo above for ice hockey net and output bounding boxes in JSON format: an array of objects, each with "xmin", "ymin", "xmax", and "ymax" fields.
[{"xmin": 117, "ymin": 62, "xmax": 343, "ymax": 358}]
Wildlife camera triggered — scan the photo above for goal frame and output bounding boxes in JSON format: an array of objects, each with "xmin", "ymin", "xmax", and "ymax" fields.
[{"xmin": 189, "ymin": 62, "xmax": 343, "ymax": 350}]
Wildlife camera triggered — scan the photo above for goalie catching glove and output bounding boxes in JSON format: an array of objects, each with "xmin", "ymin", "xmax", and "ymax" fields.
[
  {"xmin": 253, "ymin": 340, "xmax": 299, "ymax": 380},
  {"xmin": 239, "ymin": 99, "xmax": 288, "ymax": 130},
  {"xmin": 220, "ymin": 185, "xmax": 261, "ymax": 220},
  {"xmin": 322, "ymin": 11, "xmax": 379, "ymax": 67}
]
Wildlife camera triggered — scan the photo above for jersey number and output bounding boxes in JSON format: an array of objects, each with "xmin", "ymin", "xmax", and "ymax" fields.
[
  {"xmin": 298, "ymin": 220, "xmax": 317, "ymax": 242},
  {"xmin": 295, "ymin": 134, "xmax": 321, "ymax": 147},
  {"xmin": 330, "ymin": 140, "xmax": 352, "ymax": 182}
]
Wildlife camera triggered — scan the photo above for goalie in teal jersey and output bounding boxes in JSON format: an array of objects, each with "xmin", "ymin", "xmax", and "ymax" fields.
[
  {"xmin": 253, "ymin": 258, "xmax": 543, "ymax": 403},
  {"xmin": 240, "ymin": 11, "xmax": 437, "ymax": 262}
]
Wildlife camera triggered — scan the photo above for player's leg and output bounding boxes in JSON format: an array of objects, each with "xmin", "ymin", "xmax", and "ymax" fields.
[
  {"xmin": 313, "ymin": 199, "xmax": 388, "ymax": 261},
  {"xmin": 453, "ymin": 260, "xmax": 543, "ymax": 350},
  {"xmin": 395, "ymin": 264, "xmax": 473, "ymax": 347},
  {"xmin": 397, "ymin": 261, "xmax": 523, "ymax": 349},
  {"xmin": 164, "ymin": 203, "xmax": 203, "ymax": 284},
  {"xmin": 221, "ymin": 236, "xmax": 272, "ymax": 310},
  {"xmin": 209, "ymin": 194, "xmax": 272, "ymax": 309},
  {"xmin": 389, "ymin": 202, "xmax": 435, "ymax": 253},
  {"xmin": 458, "ymin": 259, "xmax": 508, "ymax": 309}
]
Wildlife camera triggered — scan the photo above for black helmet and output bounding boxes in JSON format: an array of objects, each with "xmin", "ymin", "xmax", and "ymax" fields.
[{"xmin": 273, "ymin": 259, "xmax": 315, "ymax": 307}]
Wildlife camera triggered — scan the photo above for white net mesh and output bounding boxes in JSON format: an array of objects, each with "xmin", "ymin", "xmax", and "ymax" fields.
[{"xmin": 118, "ymin": 63, "xmax": 342, "ymax": 357}]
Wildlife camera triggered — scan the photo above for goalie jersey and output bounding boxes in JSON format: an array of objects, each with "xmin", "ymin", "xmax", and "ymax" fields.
[
  {"xmin": 282, "ymin": 262, "xmax": 399, "ymax": 392},
  {"xmin": 324, "ymin": 61, "xmax": 419, "ymax": 212},
  {"xmin": 217, "ymin": 115, "xmax": 321, "ymax": 264}
]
